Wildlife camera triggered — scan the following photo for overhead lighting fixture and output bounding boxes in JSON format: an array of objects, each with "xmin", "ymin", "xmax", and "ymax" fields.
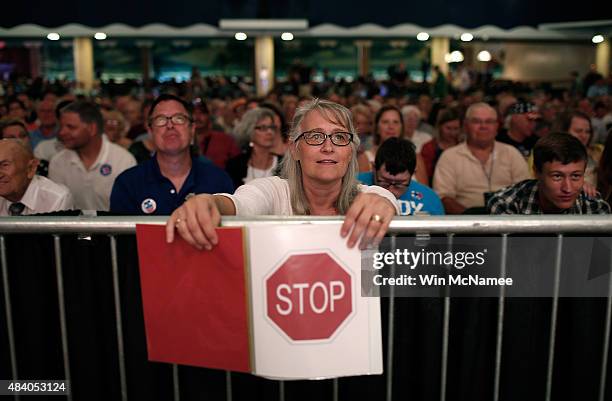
[
  {"xmin": 592, "ymin": 35, "xmax": 604, "ymax": 44},
  {"xmin": 281, "ymin": 32, "xmax": 294, "ymax": 41},
  {"xmin": 47, "ymin": 32, "xmax": 60, "ymax": 41},
  {"xmin": 460, "ymin": 33, "xmax": 474, "ymax": 42},
  {"xmin": 477, "ymin": 50, "xmax": 492, "ymax": 62},
  {"xmin": 94, "ymin": 32, "xmax": 107, "ymax": 40},
  {"xmin": 416, "ymin": 32, "xmax": 429, "ymax": 41},
  {"xmin": 235, "ymin": 32, "xmax": 247, "ymax": 41},
  {"xmin": 220, "ymin": 19, "xmax": 308, "ymax": 31},
  {"xmin": 445, "ymin": 50, "xmax": 464, "ymax": 63}
]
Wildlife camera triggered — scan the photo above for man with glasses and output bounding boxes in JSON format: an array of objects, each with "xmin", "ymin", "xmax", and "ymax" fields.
[
  {"xmin": 110, "ymin": 94, "xmax": 233, "ymax": 215},
  {"xmin": 358, "ymin": 137, "xmax": 443, "ymax": 215},
  {"xmin": 49, "ymin": 101, "xmax": 136, "ymax": 211},
  {"xmin": 433, "ymin": 102, "xmax": 529, "ymax": 214}
]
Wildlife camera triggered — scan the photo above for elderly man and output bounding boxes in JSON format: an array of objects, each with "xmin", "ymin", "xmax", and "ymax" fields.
[
  {"xmin": 110, "ymin": 94, "xmax": 233, "ymax": 215},
  {"xmin": 1, "ymin": 118, "xmax": 51, "ymax": 176},
  {"xmin": 49, "ymin": 101, "xmax": 136, "ymax": 211},
  {"xmin": 0, "ymin": 139, "xmax": 73, "ymax": 215},
  {"xmin": 487, "ymin": 133, "xmax": 609, "ymax": 214},
  {"xmin": 433, "ymin": 102, "xmax": 530, "ymax": 214}
]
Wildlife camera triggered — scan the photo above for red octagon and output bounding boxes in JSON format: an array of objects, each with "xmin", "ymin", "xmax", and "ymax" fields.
[{"xmin": 265, "ymin": 252, "xmax": 353, "ymax": 341}]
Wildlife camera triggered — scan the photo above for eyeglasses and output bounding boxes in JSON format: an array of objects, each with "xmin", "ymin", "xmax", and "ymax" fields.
[
  {"xmin": 255, "ymin": 124, "xmax": 278, "ymax": 131},
  {"xmin": 150, "ymin": 114, "xmax": 192, "ymax": 127},
  {"xmin": 375, "ymin": 175, "xmax": 410, "ymax": 190},
  {"xmin": 296, "ymin": 131, "xmax": 354, "ymax": 146}
]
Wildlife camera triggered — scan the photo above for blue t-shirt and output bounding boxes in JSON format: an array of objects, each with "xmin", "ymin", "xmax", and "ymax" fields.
[
  {"xmin": 357, "ymin": 172, "xmax": 445, "ymax": 216},
  {"xmin": 110, "ymin": 155, "xmax": 234, "ymax": 215}
]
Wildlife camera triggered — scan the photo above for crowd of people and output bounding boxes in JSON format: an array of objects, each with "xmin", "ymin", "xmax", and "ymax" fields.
[{"xmin": 1, "ymin": 69, "xmax": 611, "ymax": 242}]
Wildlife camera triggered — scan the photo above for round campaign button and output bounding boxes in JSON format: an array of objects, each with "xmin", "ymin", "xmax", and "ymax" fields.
[
  {"xmin": 99, "ymin": 163, "xmax": 113, "ymax": 176},
  {"xmin": 141, "ymin": 198, "xmax": 157, "ymax": 214}
]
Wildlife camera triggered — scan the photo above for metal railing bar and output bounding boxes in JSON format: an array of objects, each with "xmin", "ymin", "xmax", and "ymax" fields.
[
  {"xmin": 109, "ymin": 236, "xmax": 128, "ymax": 401},
  {"xmin": 598, "ymin": 239, "xmax": 612, "ymax": 401},
  {"xmin": 1, "ymin": 215, "xmax": 612, "ymax": 235},
  {"xmin": 53, "ymin": 235, "xmax": 72, "ymax": 401},
  {"xmin": 386, "ymin": 234, "xmax": 397, "ymax": 401},
  {"xmin": 545, "ymin": 234, "xmax": 563, "ymax": 401},
  {"xmin": 493, "ymin": 234, "xmax": 509, "ymax": 401},
  {"xmin": 1, "ymin": 235, "xmax": 19, "ymax": 401}
]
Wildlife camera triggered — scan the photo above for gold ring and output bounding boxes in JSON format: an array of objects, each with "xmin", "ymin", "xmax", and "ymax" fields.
[{"xmin": 371, "ymin": 214, "xmax": 382, "ymax": 223}]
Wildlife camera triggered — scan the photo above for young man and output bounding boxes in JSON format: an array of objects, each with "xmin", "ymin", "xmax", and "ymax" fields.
[
  {"xmin": 487, "ymin": 133, "xmax": 610, "ymax": 214},
  {"xmin": 358, "ymin": 137, "xmax": 444, "ymax": 215},
  {"xmin": 110, "ymin": 94, "xmax": 233, "ymax": 215}
]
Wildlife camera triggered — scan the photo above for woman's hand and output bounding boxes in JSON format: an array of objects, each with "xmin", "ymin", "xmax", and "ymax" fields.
[
  {"xmin": 165, "ymin": 194, "xmax": 222, "ymax": 250},
  {"xmin": 340, "ymin": 193, "xmax": 396, "ymax": 250},
  {"xmin": 583, "ymin": 181, "xmax": 598, "ymax": 198}
]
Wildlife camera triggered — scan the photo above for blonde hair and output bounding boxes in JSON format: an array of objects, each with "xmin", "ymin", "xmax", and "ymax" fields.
[{"xmin": 281, "ymin": 98, "xmax": 361, "ymax": 215}]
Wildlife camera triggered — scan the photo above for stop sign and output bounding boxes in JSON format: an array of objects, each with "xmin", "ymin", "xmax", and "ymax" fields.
[{"xmin": 265, "ymin": 252, "xmax": 354, "ymax": 341}]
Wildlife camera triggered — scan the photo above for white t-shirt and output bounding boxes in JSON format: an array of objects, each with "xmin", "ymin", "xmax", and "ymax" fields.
[
  {"xmin": 409, "ymin": 130, "xmax": 432, "ymax": 153},
  {"xmin": 34, "ymin": 138, "xmax": 64, "ymax": 161},
  {"xmin": 244, "ymin": 157, "xmax": 278, "ymax": 184},
  {"xmin": 48, "ymin": 135, "xmax": 136, "ymax": 211},
  {"xmin": 218, "ymin": 176, "xmax": 400, "ymax": 216},
  {"xmin": 0, "ymin": 175, "xmax": 74, "ymax": 216}
]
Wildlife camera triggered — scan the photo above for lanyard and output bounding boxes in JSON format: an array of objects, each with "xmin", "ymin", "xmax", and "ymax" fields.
[{"xmin": 478, "ymin": 147, "xmax": 495, "ymax": 192}]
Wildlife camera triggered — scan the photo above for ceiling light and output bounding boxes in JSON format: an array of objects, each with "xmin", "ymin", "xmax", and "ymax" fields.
[
  {"xmin": 445, "ymin": 50, "xmax": 464, "ymax": 63},
  {"xmin": 94, "ymin": 32, "xmax": 107, "ymax": 40},
  {"xmin": 592, "ymin": 35, "xmax": 604, "ymax": 44},
  {"xmin": 281, "ymin": 32, "xmax": 294, "ymax": 41},
  {"xmin": 460, "ymin": 33, "xmax": 473, "ymax": 42},
  {"xmin": 477, "ymin": 50, "xmax": 492, "ymax": 62},
  {"xmin": 47, "ymin": 33, "xmax": 60, "ymax": 41},
  {"xmin": 416, "ymin": 32, "xmax": 429, "ymax": 41},
  {"xmin": 235, "ymin": 32, "xmax": 247, "ymax": 41}
]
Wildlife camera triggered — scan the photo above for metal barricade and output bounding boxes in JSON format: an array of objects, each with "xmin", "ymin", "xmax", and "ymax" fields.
[{"xmin": 1, "ymin": 215, "xmax": 612, "ymax": 401}]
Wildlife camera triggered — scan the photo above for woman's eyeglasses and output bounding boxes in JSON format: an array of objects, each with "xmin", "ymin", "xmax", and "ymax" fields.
[{"xmin": 296, "ymin": 131, "xmax": 354, "ymax": 146}]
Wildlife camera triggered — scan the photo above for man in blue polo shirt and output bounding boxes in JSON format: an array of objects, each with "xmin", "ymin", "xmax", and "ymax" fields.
[
  {"xmin": 110, "ymin": 94, "xmax": 233, "ymax": 215},
  {"xmin": 358, "ymin": 137, "xmax": 444, "ymax": 216}
]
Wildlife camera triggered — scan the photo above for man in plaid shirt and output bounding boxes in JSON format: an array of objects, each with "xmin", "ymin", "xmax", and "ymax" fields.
[{"xmin": 487, "ymin": 133, "xmax": 610, "ymax": 214}]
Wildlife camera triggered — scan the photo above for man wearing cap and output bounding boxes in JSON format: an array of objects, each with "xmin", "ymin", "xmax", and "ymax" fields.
[
  {"xmin": 110, "ymin": 94, "xmax": 234, "ymax": 215},
  {"xmin": 487, "ymin": 133, "xmax": 609, "ymax": 214},
  {"xmin": 497, "ymin": 101, "xmax": 539, "ymax": 159},
  {"xmin": 49, "ymin": 101, "xmax": 137, "ymax": 211},
  {"xmin": 0, "ymin": 139, "xmax": 73, "ymax": 216}
]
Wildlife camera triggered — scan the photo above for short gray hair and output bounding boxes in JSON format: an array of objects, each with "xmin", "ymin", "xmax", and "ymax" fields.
[
  {"xmin": 233, "ymin": 107, "xmax": 275, "ymax": 148},
  {"xmin": 281, "ymin": 98, "xmax": 361, "ymax": 215},
  {"xmin": 401, "ymin": 105, "xmax": 421, "ymax": 119},
  {"xmin": 465, "ymin": 102, "xmax": 497, "ymax": 120}
]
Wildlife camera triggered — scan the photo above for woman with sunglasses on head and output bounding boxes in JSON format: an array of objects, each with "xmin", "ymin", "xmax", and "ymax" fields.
[
  {"xmin": 166, "ymin": 99, "xmax": 399, "ymax": 251},
  {"xmin": 225, "ymin": 107, "xmax": 283, "ymax": 189}
]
